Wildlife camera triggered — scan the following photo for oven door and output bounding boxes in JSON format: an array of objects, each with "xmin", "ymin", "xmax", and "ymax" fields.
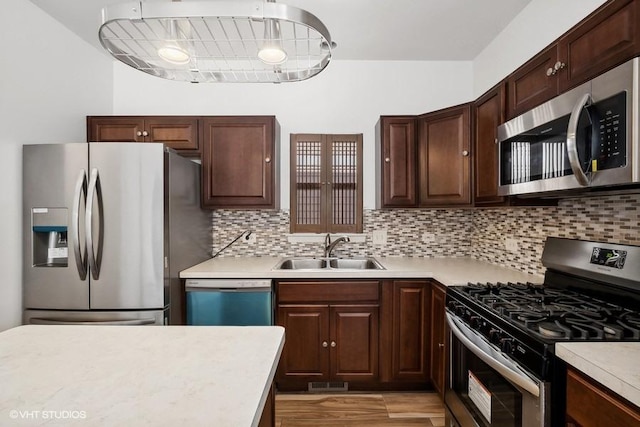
[{"xmin": 445, "ymin": 313, "xmax": 549, "ymax": 427}]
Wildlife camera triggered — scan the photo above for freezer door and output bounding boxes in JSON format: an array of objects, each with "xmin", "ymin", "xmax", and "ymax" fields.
[
  {"xmin": 88, "ymin": 143, "xmax": 165, "ymax": 309},
  {"xmin": 23, "ymin": 144, "xmax": 90, "ymax": 310}
]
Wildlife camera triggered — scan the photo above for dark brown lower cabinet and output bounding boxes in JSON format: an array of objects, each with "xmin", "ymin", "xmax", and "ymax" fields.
[
  {"xmin": 430, "ymin": 282, "xmax": 447, "ymax": 396},
  {"xmin": 380, "ymin": 280, "xmax": 430, "ymax": 386},
  {"xmin": 276, "ymin": 279, "xmax": 445, "ymax": 392},
  {"xmin": 275, "ymin": 281, "xmax": 379, "ymax": 391},
  {"xmin": 566, "ymin": 367, "xmax": 640, "ymax": 427}
]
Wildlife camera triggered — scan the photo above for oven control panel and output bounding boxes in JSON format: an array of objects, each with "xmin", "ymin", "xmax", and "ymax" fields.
[
  {"xmin": 447, "ymin": 298, "xmax": 550, "ymax": 379},
  {"xmin": 542, "ymin": 237, "xmax": 640, "ymax": 289}
]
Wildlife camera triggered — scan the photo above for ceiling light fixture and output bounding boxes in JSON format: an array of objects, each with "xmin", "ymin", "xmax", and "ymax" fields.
[{"xmin": 99, "ymin": 0, "xmax": 336, "ymax": 83}]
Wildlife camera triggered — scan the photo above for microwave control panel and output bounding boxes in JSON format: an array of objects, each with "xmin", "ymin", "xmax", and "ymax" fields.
[{"xmin": 593, "ymin": 91, "xmax": 626, "ymax": 171}]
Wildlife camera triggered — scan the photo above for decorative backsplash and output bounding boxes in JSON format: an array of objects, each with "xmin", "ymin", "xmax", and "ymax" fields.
[
  {"xmin": 210, "ymin": 209, "xmax": 474, "ymax": 259},
  {"xmin": 472, "ymin": 193, "xmax": 640, "ymax": 275},
  {"xmin": 210, "ymin": 193, "xmax": 640, "ymax": 276}
]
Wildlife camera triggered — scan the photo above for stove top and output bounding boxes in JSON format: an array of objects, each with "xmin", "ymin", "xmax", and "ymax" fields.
[{"xmin": 456, "ymin": 282, "xmax": 640, "ymax": 341}]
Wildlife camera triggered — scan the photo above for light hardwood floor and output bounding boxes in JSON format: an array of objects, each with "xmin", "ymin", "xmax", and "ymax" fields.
[{"xmin": 275, "ymin": 392, "xmax": 446, "ymax": 427}]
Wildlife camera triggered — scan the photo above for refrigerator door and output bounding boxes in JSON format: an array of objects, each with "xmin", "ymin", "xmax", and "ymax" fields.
[
  {"xmin": 23, "ymin": 144, "xmax": 89, "ymax": 310},
  {"xmin": 87, "ymin": 143, "xmax": 164, "ymax": 310}
]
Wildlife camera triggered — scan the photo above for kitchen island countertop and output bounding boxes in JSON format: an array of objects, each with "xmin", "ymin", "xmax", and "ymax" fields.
[
  {"xmin": 180, "ymin": 256, "xmax": 543, "ymax": 286},
  {"xmin": 556, "ymin": 342, "xmax": 640, "ymax": 408},
  {"xmin": 1, "ymin": 325, "xmax": 284, "ymax": 426}
]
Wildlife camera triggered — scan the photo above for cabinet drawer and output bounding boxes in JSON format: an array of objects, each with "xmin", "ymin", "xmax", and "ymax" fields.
[
  {"xmin": 277, "ymin": 281, "xmax": 379, "ymax": 303},
  {"xmin": 566, "ymin": 367, "xmax": 640, "ymax": 426}
]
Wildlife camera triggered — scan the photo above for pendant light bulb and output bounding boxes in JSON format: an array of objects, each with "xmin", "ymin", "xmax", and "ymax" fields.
[
  {"xmin": 158, "ymin": 44, "xmax": 191, "ymax": 64},
  {"xmin": 258, "ymin": 19, "xmax": 287, "ymax": 65},
  {"xmin": 158, "ymin": 19, "xmax": 191, "ymax": 65}
]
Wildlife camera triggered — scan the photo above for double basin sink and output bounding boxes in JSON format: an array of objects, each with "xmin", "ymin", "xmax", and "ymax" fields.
[{"xmin": 274, "ymin": 257, "xmax": 384, "ymax": 271}]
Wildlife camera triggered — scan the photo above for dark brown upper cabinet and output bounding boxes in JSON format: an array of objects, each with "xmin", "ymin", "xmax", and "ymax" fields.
[
  {"xmin": 473, "ymin": 82, "xmax": 507, "ymax": 206},
  {"xmin": 201, "ymin": 116, "xmax": 279, "ymax": 209},
  {"xmin": 87, "ymin": 116, "xmax": 200, "ymax": 157},
  {"xmin": 507, "ymin": 0, "xmax": 639, "ymax": 118},
  {"xmin": 418, "ymin": 104, "xmax": 472, "ymax": 207},
  {"xmin": 377, "ymin": 117, "xmax": 417, "ymax": 208},
  {"xmin": 377, "ymin": 106, "xmax": 472, "ymax": 209}
]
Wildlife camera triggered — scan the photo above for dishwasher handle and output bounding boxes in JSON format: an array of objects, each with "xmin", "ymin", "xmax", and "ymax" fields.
[
  {"xmin": 186, "ymin": 287, "xmax": 272, "ymax": 293},
  {"xmin": 185, "ymin": 279, "xmax": 272, "ymax": 290}
]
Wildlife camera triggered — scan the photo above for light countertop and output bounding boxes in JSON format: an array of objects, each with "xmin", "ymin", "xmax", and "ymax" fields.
[
  {"xmin": 556, "ymin": 342, "xmax": 640, "ymax": 408},
  {"xmin": 0, "ymin": 325, "xmax": 284, "ymax": 426},
  {"xmin": 180, "ymin": 256, "xmax": 543, "ymax": 286}
]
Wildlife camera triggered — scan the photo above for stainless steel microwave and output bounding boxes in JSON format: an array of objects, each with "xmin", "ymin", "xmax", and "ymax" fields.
[{"xmin": 497, "ymin": 56, "xmax": 640, "ymax": 196}]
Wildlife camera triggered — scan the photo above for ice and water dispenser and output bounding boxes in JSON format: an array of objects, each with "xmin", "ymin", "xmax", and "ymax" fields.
[{"xmin": 31, "ymin": 208, "xmax": 68, "ymax": 267}]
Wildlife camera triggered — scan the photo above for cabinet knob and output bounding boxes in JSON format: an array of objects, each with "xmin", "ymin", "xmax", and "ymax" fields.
[
  {"xmin": 142, "ymin": 130, "xmax": 149, "ymax": 137},
  {"xmin": 265, "ymin": 157, "xmax": 271, "ymax": 163},
  {"xmin": 136, "ymin": 131, "xmax": 143, "ymax": 137},
  {"xmin": 546, "ymin": 62, "xmax": 566, "ymax": 77},
  {"xmin": 330, "ymin": 341, "xmax": 336, "ymax": 348},
  {"xmin": 462, "ymin": 150, "xmax": 469, "ymax": 157},
  {"xmin": 494, "ymin": 138, "xmax": 498, "ymax": 145},
  {"xmin": 384, "ymin": 157, "xmax": 390, "ymax": 163},
  {"xmin": 322, "ymin": 341, "xmax": 328, "ymax": 348},
  {"xmin": 438, "ymin": 343, "xmax": 445, "ymax": 348}
]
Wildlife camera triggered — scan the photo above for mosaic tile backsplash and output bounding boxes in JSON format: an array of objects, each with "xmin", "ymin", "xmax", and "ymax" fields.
[{"xmin": 210, "ymin": 193, "xmax": 640, "ymax": 276}]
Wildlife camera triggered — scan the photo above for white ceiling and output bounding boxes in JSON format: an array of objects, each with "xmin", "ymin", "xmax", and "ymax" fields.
[{"xmin": 29, "ymin": 0, "xmax": 532, "ymax": 61}]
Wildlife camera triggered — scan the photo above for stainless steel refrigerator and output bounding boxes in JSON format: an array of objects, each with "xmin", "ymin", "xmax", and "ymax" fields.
[{"xmin": 22, "ymin": 143, "xmax": 211, "ymax": 325}]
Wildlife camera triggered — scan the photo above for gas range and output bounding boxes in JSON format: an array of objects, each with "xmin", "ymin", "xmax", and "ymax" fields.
[
  {"xmin": 459, "ymin": 282, "xmax": 640, "ymax": 341},
  {"xmin": 444, "ymin": 238, "xmax": 640, "ymax": 427}
]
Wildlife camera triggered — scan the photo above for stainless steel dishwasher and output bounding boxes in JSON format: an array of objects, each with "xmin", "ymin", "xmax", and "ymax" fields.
[{"xmin": 185, "ymin": 279, "xmax": 273, "ymax": 326}]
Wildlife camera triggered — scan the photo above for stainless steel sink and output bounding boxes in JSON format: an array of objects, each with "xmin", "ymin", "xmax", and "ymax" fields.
[
  {"xmin": 277, "ymin": 258, "xmax": 328, "ymax": 270},
  {"xmin": 274, "ymin": 257, "xmax": 384, "ymax": 271},
  {"xmin": 328, "ymin": 258, "xmax": 384, "ymax": 270}
]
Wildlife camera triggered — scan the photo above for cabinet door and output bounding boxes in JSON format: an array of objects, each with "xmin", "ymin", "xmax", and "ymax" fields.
[
  {"xmin": 146, "ymin": 117, "xmax": 200, "ymax": 156},
  {"xmin": 87, "ymin": 117, "xmax": 144, "ymax": 142},
  {"xmin": 330, "ymin": 305, "xmax": 379, "ymax": 383},
  {"xmin": 430, "ymin": 282, "xmax": 446, "ymax": 397},
  {"xmin": 418, "ymin": 105, "xmax": 471, "ymax": 206},
  {"xmin": 558, "ymin": 0, "xmax": 639, "ymax": 92},
  {"xmin": 276, "ymin": 305, "xmax": 330, "ymax": 383},
  {"xmin": 383, "ymin": 280, "xmax": 430, "ymax": 382},
  {"xmin": 380, "ymin": 117, "xmax": 417, "ymax": 207},
  {"xmin": 474, "ymin": 83, "xmax": 506, "ymax": 206},
  {"xmin": 506, "ymin": 45, "xmax": 559, "ymax": 119},
  {"xmin": 201, "ymin": 116, "xmax": 276, "ymax": 208}
]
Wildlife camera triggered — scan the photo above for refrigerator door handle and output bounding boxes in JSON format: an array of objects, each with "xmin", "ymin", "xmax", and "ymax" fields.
[
  {"xmin": 30, "ymin": 318, "xmax": 157, "ymax": 325},
  {"xmin": 86, "ymin": 168, "xmax": 104, "ymax": 280},
  {"xmin": 72, "ymin": 169, "xmax": 88, "ymax": 280}
]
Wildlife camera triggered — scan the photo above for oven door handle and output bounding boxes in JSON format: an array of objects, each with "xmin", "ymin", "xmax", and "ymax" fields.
[{"xmin": 446, "ymin": 313, "xmax": 541, "ymax": 397}]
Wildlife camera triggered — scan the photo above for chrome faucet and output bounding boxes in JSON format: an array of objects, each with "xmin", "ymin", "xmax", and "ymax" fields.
[{"xmin": 323, "ymin": 233, "xmax": 350, "ymax": 258}]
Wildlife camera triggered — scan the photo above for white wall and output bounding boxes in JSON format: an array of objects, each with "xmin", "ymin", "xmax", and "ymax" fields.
[
  {"xmin": 473, "ymin": 0, "xmax": 608, "ymax": 97},
  {"xmin": 0, "ymin": 0, "xmax": 113, "ymax": 331},
  {"xmin": 113, "ymin": 60, "xmax": 474, "ymax": 208}
]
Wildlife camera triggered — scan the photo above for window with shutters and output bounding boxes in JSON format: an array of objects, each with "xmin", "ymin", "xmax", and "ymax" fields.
[{"xmin": 290, "ymin": 134, "xmax": 363, "ymax": 233}]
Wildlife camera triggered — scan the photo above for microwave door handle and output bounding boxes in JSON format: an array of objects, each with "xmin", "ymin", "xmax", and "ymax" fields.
[
  {"xmin": 566, "ymin": 93, "xmax": 591, "ymax": 186},
  {"xmin": 446, "ymin": 313, "xmax": 541, "ymax": 397},
  {"xmin": 86, "ymin": 168, "xmax": 104, "ymax": 280},
  {"xmin": 72, "ymin": 169, "xmax": 87, "ymax": 280}
]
